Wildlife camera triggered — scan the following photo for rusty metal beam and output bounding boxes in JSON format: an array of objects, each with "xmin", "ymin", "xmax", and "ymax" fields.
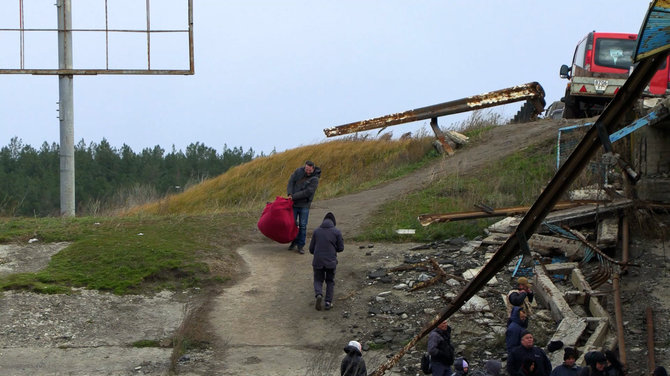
[
  {"xmin": 430, "ymin": 117, "xmax": 455, "ymax": 155},
  {"xmin": 369, "ymin": 41, "xmax": 668, "ymax": 376},
  {"xmin": 324, "ymin": 82, "xmax": 545, "ymax": 137},
  {"xmin": 612, "ymin": 273, "xmax": 627, "ymax": 368},
  {"xmin": 417, "ymin": 201, "xmax": 593, "ymax": 226},
  {"xmin": 621, "ymin": 215, "xmax": 630, "ymax": 273},
  {"xmin": 647, "ymin": 306, "xmax": 656, "ymax": 374}
]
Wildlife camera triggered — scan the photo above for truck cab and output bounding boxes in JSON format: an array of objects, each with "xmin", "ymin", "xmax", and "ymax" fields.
[{"xmin": 560, "ymin": 31, "xmax": 670, "ymax": 118}]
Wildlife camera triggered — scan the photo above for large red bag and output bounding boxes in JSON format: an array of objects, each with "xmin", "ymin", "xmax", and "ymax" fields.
[{"xmin": 257, "ymin": 196, "xmax": 298, "ymax": 243}]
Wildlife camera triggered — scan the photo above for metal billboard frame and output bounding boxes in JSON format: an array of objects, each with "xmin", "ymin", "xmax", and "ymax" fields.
[{"xmin": 0, "ymin": 0, "xmax": 194, "ymax": 75}]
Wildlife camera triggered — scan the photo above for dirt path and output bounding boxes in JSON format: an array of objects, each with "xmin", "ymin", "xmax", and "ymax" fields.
[{"xmin": 207, "ymin": 119, "xmax": 570, "ymax": 375}]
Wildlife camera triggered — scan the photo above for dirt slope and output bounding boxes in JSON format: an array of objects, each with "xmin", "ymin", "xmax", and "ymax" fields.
[{"xmin": 202, "ymin": 118, "xmax": 574, "ymax": 375}]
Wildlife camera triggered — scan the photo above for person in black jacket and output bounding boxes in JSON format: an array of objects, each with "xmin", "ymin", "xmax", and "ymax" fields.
[
  {"xmin": 309, "ymin": 212, "xmax": 343, "ymax": 311},
  {"xmin": 578, "ymin": 351, "xmax": 607, "ymax": 376},
  {"xmin": 604, "ymin": 350, "xmax": 624, "ymax": 376},
  {"xmin": 341, "ymin": 340, "xmax": 366, "ymax": 376},
  {"xmin": 427, "ymin": 320, "xmax": 455, "ymax": 376},
  {"xmin": 287, "ymin": 160, "xmax": 321, "ymax": 254},
  {"xmin": 507, "ymin": 331, "xmax": 552, "ymax": 376}
]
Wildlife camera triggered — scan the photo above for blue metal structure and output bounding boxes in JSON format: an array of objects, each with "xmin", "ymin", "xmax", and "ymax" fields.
[{"xmin": 556, "ymin": 101, "xmax": 670, "ymax": 169}]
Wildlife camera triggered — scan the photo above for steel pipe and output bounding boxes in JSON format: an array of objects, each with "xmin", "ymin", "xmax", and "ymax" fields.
[{"xmin": 612, "ymin": 273, "xmax": 627, "ymax": 367}]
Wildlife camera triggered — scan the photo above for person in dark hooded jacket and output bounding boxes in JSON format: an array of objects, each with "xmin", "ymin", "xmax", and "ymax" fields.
[
  {"xmin": 578, "ymin": 351, "xmax": 607, "ymax": 376},
  {"xmin": 309, "ymin": 212, "xmax": 343, "ymax": 311},
  {"xmin": 603, "ymin": 350, "xmax": 624, "ymax": 376},
  {"xmin": 341, "ymin": 340, "xmax": 366, "ymax": 376},
  {"xmin": 427, "ymin": 320, "xmax": 455, "ymax": 376},
  {"xmin": 506, "ymin": 306, "xmax": 529, "ymax": 354},
  {"xmin": 485, "ymin": 360, "xmax": 503, "ymax": 376},
  {"xmin": 453, "ymin": 357, "xmax": 470, "ymax": 376}
]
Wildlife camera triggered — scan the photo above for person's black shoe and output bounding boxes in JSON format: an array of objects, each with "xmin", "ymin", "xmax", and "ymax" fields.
[
  {"xmin": 325, "ymin": 301, "xmax": 332, "ymax": 310},
  {"xmin": 315, "ymin": 295, "xmax": 323, "ymax": 311},
  {"xmin": 288, "ymin": 243, "xmax": 296, "ymax": 251},
  {"xmin": 298, "ymin": 247, "xmax": 305, "ymax": 254}
]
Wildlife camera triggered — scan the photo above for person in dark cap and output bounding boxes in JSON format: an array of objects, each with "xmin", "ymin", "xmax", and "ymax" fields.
[
  {"xmin": 507, "ymin": 331, "xmax": 552, "ymax": 376},
  {"xmin": 287, "ymin": 160, "xmax": 321, "ymax": 254},
  {"xmin": 507, "ymin": 276, "xmax": 534, "ymax": 315},
  {"xmin": 578, "ymin": 351, "xmax": 607, "ymax": 376},
  {"xmin": 309, "ymin": 212, "xmax": 343, "ymax": 311},
  {"xmin": 550, "ymin": 347, "xmax": 581, "ymax": 376},
  {"xmin": 341, "ymin": 340, "xmax": 366, "ymax": 376}
]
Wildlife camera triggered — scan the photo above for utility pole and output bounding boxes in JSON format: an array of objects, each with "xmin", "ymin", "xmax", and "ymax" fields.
[{"xmin": 57, "ymin": 0, "xmax": 75, "ymax": 217}]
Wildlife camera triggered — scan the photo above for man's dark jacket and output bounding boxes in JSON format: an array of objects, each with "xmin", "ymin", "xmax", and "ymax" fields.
[
  {"xmin": 427, "ymin": 325, "xmax": 454, "ymax": 366},
  {"xmin": 287, "ymin": 166, "xmax": 321, "ymax": 208},
  {"xmin": 309, "ymin": 214, "xmax": 344, "ymax": 269},
  {"xmin": 507, "ymin": 345, "xmax": 552, "ymax": 376}
]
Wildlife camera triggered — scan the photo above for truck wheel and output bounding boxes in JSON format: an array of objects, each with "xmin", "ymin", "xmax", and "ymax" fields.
[{"xmin": 562, "ymin": 93, "xmax": 580, "ymax": 119}]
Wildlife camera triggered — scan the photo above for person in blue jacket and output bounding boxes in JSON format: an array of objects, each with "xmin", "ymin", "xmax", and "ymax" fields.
[{"xmin": 506, "ymin": 306, "xmax": 529, "ymax": 354}]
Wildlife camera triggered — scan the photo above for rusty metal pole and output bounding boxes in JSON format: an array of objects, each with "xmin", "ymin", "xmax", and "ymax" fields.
[
  {"xmin": 622, "ymin": 216, "xmax": 630, "ymax": 273},
  {"xmin": 612, "ymin": 273, "xmax": 627, "ymax": 367},
  {"xmin": 647, "ymin": 306, "xmax": 656, "ymax": 375},
  {"xmin": 323, "ymin": 82, "xmax": 545, "ymax": 137},
  {"xmin": 429, "ymin": 117, "xmax": 455, "ymax": 156}
]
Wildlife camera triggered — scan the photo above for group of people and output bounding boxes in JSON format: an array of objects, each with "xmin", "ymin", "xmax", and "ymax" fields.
[{"xmin": 284, "ymin": 162, "xmax": 667, "ymax": 376}]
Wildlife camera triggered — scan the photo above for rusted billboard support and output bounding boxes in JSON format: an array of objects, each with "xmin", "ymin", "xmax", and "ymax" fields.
[{"xmin": 324, "ymin": 82, "xmax": 545, "ymax": 138}]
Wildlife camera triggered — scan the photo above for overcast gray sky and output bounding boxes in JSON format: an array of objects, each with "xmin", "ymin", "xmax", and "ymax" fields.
[{"xmin": 0, "ymin": 1, "xmax": 649, "ymax": 156}]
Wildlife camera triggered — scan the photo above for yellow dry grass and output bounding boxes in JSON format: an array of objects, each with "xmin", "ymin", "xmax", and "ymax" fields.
[{"xmin": 127, "ymin": 136, "xmax": 434, "ymax": 215}]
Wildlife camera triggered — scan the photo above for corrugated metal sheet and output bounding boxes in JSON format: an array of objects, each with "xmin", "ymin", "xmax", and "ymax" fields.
[{"xmin": 636, "ymin": 0, "xmax": 670, "ymax": 60}]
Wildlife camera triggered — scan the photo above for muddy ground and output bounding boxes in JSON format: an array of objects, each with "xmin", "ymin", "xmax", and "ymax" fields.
[{"xmin": 1, "ymin": 118, "xmax": 668, "ymax": 375}]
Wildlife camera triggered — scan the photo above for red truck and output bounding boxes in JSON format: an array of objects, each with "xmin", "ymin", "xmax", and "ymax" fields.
[{"xmin": 559, "ymin": 31, "xmax": 670, "ymax": 118}]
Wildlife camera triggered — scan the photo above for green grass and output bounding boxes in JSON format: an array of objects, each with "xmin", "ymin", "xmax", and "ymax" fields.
[
  {"xmin": 355, "ymin": 141, "xmax": 556, "ymax": 242},
  {"xmin": 0, "ymin": 214, "xmax": 254, "ymax": 294},
  {"xmin": 132, "ymin": 339, "xmax": 162, "ymax": 348}
]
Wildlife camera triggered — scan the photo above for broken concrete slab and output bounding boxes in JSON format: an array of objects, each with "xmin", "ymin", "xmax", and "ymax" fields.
[
  {"xmin": 534, "ymin": 266, "xmax": 577, "ymax": 322},
  {"xmin": 547, "ymin": 316, "xmax": 588, "ymax": 366},
  {"xmin": 596, "ymin": 217, "xmax": 619, "ymax": 248}
]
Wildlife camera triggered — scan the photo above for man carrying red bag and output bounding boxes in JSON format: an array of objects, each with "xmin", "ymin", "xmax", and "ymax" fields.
[{"xmin": 286, "ymin": 160, "xmax": 321, "ymax": 254}]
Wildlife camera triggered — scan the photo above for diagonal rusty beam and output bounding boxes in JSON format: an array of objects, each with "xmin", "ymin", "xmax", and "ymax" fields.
[{"xmin": 324, "ymin": 82, "xmax": 545, "ymax": 137}]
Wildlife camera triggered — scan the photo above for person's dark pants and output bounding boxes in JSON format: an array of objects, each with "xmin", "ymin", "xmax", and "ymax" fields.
[
  {"xmin": 431, "ymin": 362, "xmax": 451, "ymax": 376},
  {"xmin": 292, "ymin": 206, "xmax": 310, "ymax": 248},
  {"xmin": 313, "ymin": 266, "xmax": 335, "ymax": 303}
]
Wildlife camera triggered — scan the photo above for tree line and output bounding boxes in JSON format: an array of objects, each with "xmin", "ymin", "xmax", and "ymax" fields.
[{"xmin": 0, "ymin": 137, "xmax": 258, "ymax": 216}]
